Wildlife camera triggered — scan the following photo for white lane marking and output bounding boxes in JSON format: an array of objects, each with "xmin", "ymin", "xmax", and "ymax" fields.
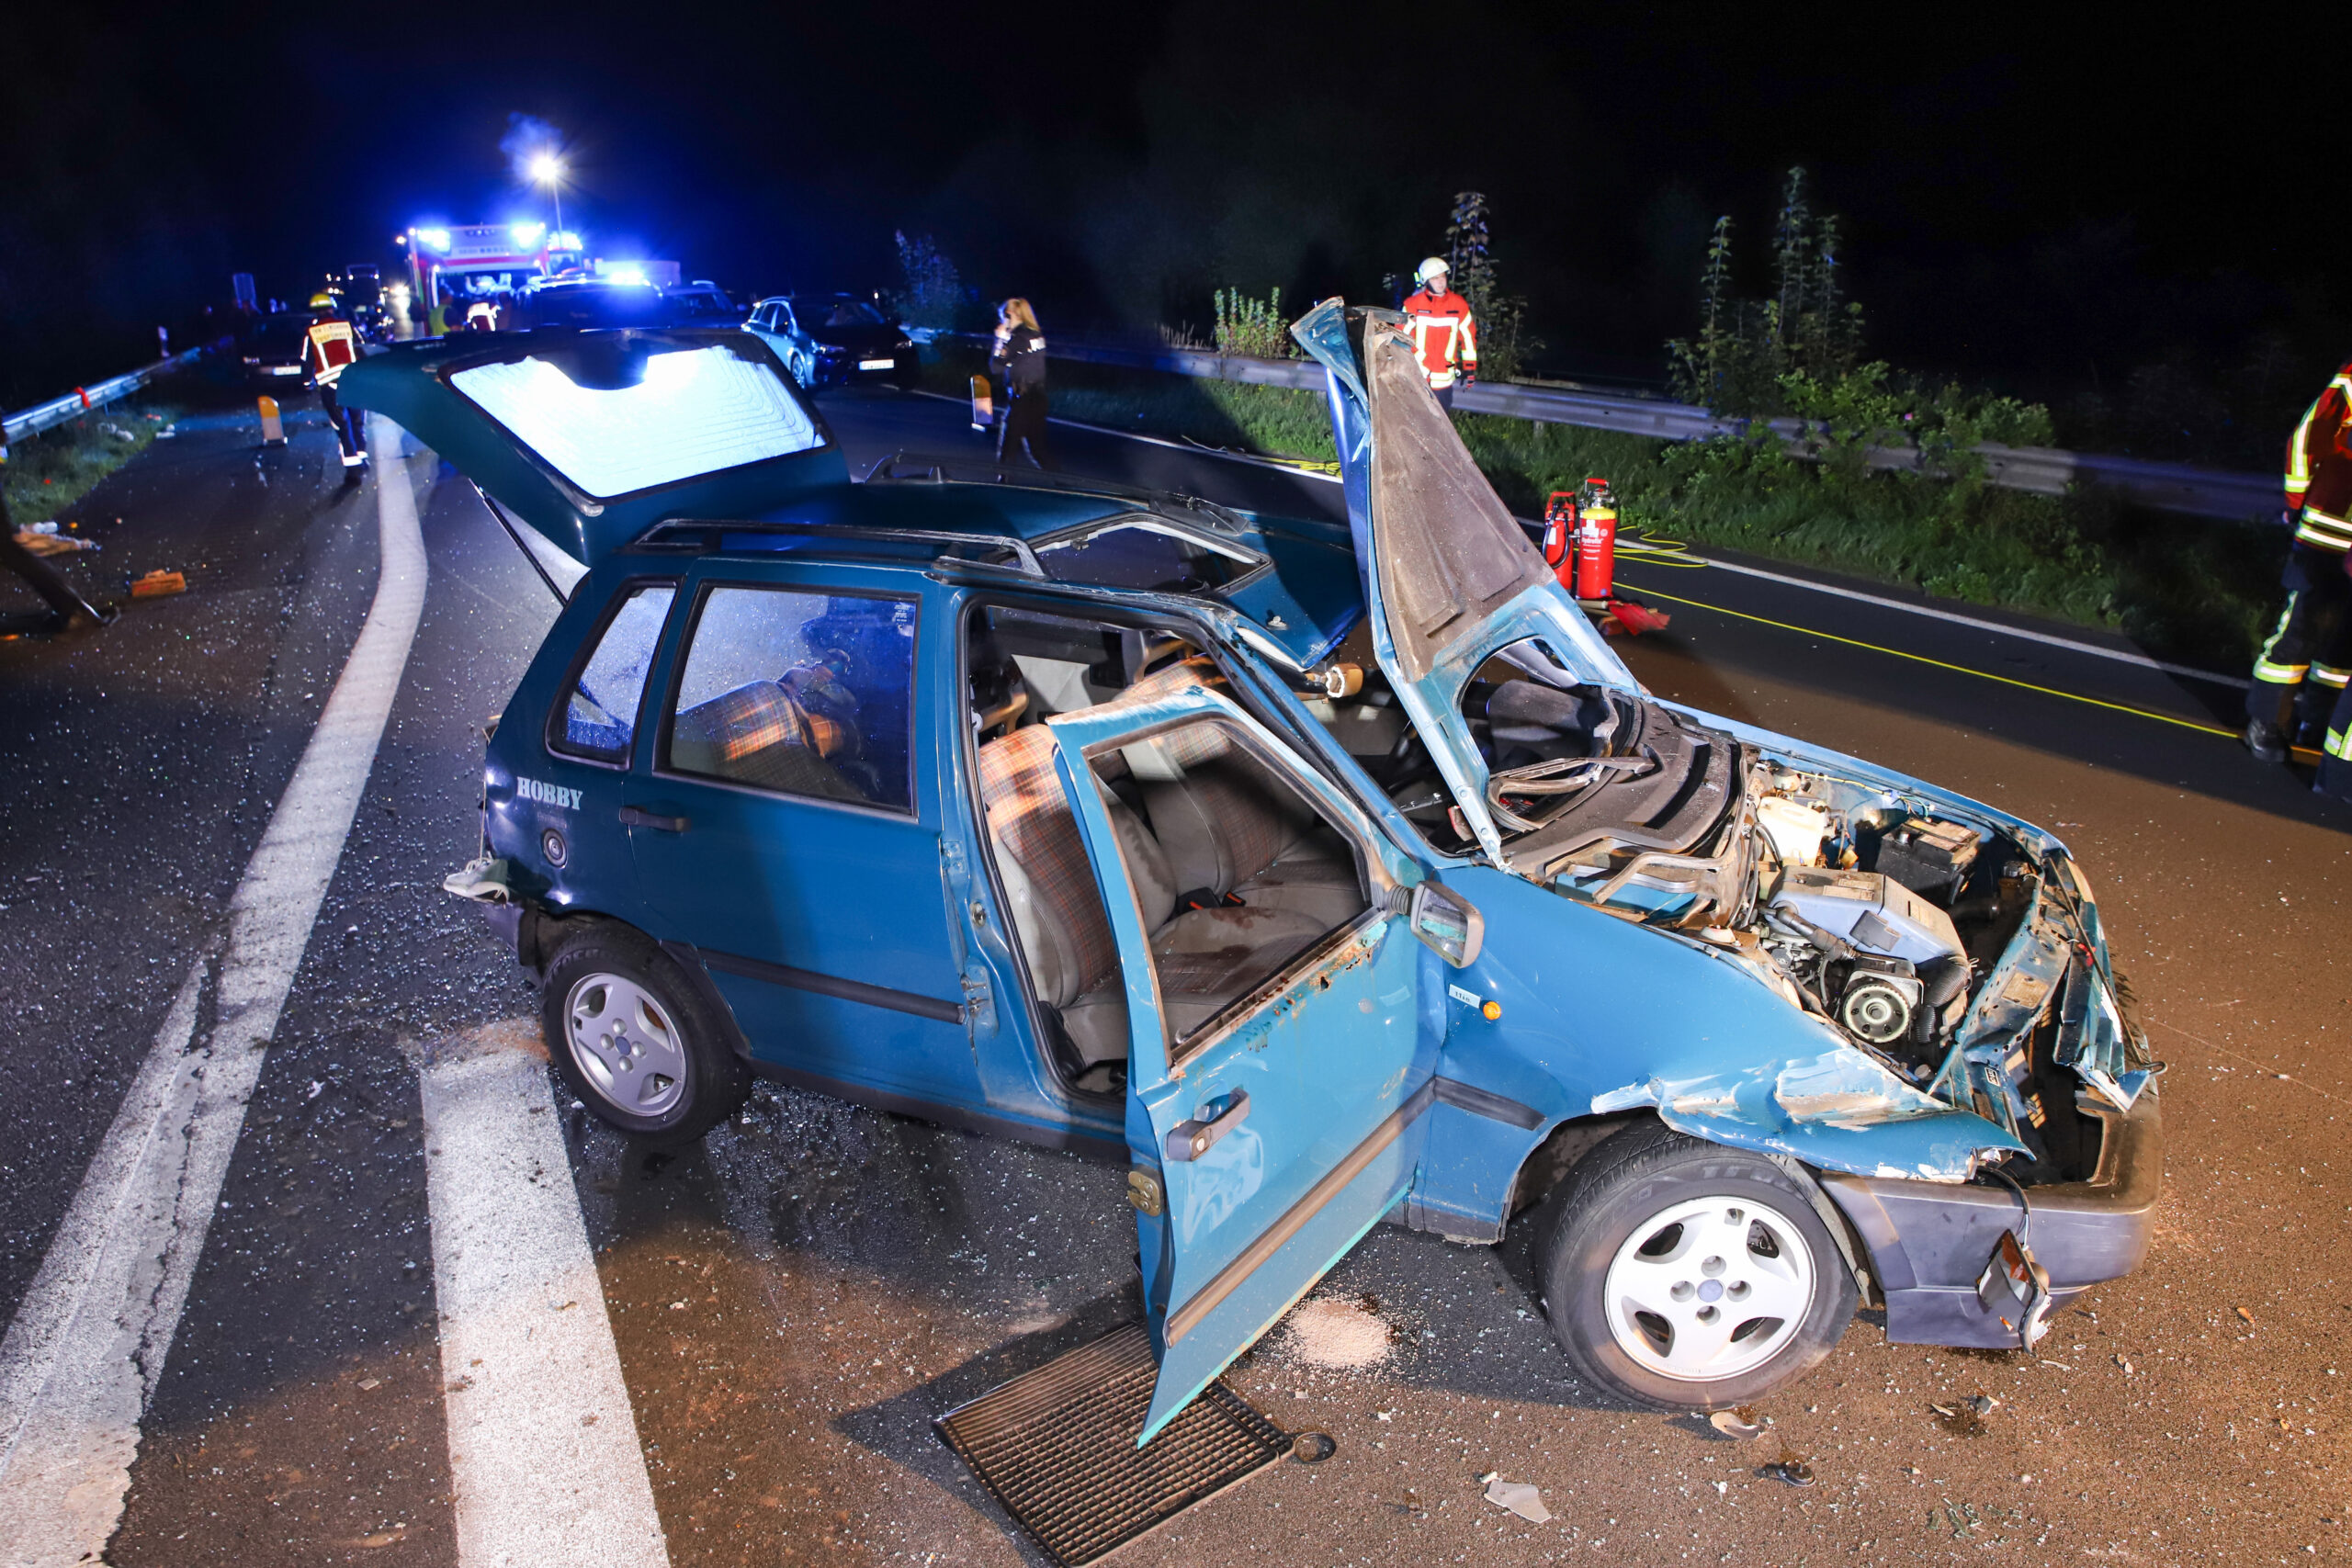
[
  {"xmin": 908, "ymin": 387, "xmax": 2245, "ymax": 689},
  {"xmin": 420, "ymin": 1023, "xmax": 669, "ymax": 1568},
  {"xmin": 0, "ymin": 417, "xmax": 429, "ymax": 1566}
]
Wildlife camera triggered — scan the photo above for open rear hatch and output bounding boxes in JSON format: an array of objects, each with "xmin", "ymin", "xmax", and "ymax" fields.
[{"xmin": 337, "ymin": 328, "xmax": 850, "ymax": 569}]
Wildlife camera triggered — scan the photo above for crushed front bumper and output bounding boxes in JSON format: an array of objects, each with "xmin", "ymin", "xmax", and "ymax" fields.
[{"xmin": 1817, "ymin": 1087, "xmax": 2161, "ymax": 1349}]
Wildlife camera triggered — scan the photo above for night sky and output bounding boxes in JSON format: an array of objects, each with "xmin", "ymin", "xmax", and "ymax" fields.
[{"xmin": 4, "ymin": 2, "xmax": 2340, "ymax": 431}]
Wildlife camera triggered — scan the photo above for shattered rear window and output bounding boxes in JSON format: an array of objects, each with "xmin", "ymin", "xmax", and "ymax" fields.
[
  {"xmin": 449, "ymin": 343, "xmax": 822, "ymax": 499},
  {"xmin": 553, "ymin": 583, "xmax": 674, "ymax": 761}
]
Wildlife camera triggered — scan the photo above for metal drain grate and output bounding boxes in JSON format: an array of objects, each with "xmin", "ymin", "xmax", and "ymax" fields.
[{"xmin": 935, "ymin": 1322, "xmax": 1289, "ymax": 1566}]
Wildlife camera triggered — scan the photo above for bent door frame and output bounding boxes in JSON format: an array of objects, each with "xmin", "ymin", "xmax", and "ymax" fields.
[{"xmin": 1044, "ymin": 678, "xmax": 1443, "ymax": 1442}]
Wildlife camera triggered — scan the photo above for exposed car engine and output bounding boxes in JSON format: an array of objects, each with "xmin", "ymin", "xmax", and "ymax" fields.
[
  {"xmin": 1296, "ymin": 648, "xmax": 2148, "ymax": 1181},
  {"xmin": 1450, "ymin": 675, "xmax": 2036, "ymax": 1067}
]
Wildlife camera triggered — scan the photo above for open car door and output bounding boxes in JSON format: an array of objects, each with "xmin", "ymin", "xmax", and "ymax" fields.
[
  {"xmin": 337, "ymin": 328, "xmax": 849, "ymax": 571},
  {"xmin": 1290, "ymin": 299, "xmax": 1634, "ymax": 867},
  {"xmin": 1043, "ymin": 677, "xmax": 1485, "ymax": 1442}
]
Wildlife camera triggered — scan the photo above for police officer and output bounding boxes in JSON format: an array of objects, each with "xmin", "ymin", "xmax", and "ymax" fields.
[
  {"xmin": 989, "ymin": 298, "xmax": 1054, "ymax": 469},
  {"xmin": 2248, "ymin": 357, "xmax": 2352, "ymax": 770},
  {"xmin": 302, "ymin": 310, "xmax": 368, "ymax": 475}
]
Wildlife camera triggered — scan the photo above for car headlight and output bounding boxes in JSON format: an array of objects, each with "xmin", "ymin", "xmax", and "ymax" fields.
[{"xmin": 243, "ymin": 355, "xmax": 259, "ymax": 365}]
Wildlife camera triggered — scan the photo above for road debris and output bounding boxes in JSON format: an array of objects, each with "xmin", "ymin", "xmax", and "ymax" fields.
[
  {"xmin": 1759, "ymin": 1448, "xmax": 1815, "ymax": 1486},
  {"xmin": 1283, "ymin": 1293, "xmax": 1392, "ymax": 1369},
  {"xmin": 1289, "ymin": 1431, "xmax": 1336, "ymax": 1464},
  {"xmin": 1928, "ymin": 1395, "xmax": 1993, "ymax": 1438},
  {"xmin": 12, "ymin": 523, "xmax": 94, "ymax": 557},
  {"xmin": 1482, "ymin": 1476, "xmax": 1553, "ymax": 1524},
  {"xmin": 130, "ymin": 569, "xmax": 185, "ymax": 598},
  {"xmin": 1709, "ymin": 1405, "xmax": 1769, "ymax": 1439},
  {"xmin": 2237, "ymin": 1306, "xmax": 2256, "ymax": 1325}
]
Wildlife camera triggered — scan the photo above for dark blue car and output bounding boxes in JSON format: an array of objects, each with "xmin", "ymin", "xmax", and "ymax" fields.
[{"xmin": 343, "ymin": 306, "xmax": 2159, "ymax": 1431}]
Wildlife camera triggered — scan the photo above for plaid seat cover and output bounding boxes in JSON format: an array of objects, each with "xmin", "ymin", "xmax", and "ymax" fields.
[
  {"xmin": 977, "ymin": 725, "xmax": 1121, "ymax": 1001},
  {"xmin": 673, "ymin": 681, "xmax": 861, "ymax": 803}
]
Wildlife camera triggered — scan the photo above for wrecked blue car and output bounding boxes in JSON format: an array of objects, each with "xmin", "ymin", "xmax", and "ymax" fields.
[{"xmin": 343, "ymin": 301, "xmax": 2159, "ymax": 1429}]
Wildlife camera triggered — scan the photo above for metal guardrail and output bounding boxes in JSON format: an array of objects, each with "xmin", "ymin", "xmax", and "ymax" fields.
[
  {"xmin": 3, "ymin": 343, "xmax": 218, "ymax": 446},
  {"xmin": 1044, "ymin": 339, "xmax": 2282, "ymax": 524}
]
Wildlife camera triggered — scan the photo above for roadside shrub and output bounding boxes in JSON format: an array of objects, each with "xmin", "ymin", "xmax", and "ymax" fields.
[
  {"xmin": 1213, "ymin": 288, "xmax": 1295, "ymax": 360},
  {"xmin": 921, "ymin": 343, "xmax": 2278, "ymax": 667},
  {"xmin": 1442, "ymin": 190, "xmax": 1542, "ymax": 384},
  {"xmin": 889, "ymin": 231, "xmax": 963, "ymax": 333}
]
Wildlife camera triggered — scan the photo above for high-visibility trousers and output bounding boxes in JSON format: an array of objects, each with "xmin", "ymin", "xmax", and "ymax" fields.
[
  {"xmin": 2249, "ymin": 540, "xmax": 2352, "ymax": 728},
  {"xmin": 2315, "ymin": 679, "xmax": 2352, "ymax": 798}
]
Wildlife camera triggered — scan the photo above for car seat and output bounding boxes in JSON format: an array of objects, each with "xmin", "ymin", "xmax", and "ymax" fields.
[{"xmin": 974, "ymin": 663, "xmax": 1368, "ymax": 1070}]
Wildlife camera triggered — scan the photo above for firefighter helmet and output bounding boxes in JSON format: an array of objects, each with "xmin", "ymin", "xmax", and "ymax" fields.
[{"xmin": 1414, "ymin": 256, "xmax": 1450, "ymax": 287}]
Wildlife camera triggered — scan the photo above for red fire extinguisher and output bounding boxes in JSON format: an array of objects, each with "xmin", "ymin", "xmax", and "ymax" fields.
[
  {"xmin": 1574, "ymin": 476, "xmax": 1617, "ymax": 604},
  {"xmin": 1540, "ymin": 490, "xmax": 1579, "ymax": 594}
]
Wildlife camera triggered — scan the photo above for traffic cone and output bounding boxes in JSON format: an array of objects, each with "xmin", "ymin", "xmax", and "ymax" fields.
[{"xmin": 258, "ymin": 396, "xmax": 286, "ymax": 446}]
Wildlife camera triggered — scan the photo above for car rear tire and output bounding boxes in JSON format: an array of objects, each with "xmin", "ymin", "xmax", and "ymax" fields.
[
  {"xmin": 1534, "ymin": 1120, "xmax": 1858, "ymax": 1411},
  {"xmin": 541, "ymin": 925, "xmax": 748, "ymax": 1145}
]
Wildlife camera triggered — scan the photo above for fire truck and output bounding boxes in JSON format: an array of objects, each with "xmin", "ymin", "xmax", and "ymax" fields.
[{"xmin": 401, "ymin": 222, "xmax": 586, "ymax": 324}]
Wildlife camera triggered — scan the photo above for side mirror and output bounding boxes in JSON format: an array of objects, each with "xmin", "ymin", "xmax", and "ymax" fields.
[{"xmin": 1405, "ymin": 881, "xmax": 1484, "ymax": 967}]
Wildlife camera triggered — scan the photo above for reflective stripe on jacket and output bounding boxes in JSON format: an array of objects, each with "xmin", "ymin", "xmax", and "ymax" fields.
[
  {"xmin": 2288, "ymin": 364, "xmax": 2352, "ymax": 551},
  {"xmin": 303, "ymin": 320, "xmax": 358, "ymax": 386},
  {"xmin": 1401, "ymin": 288, "xmax": 1477, "ymax": 388}
]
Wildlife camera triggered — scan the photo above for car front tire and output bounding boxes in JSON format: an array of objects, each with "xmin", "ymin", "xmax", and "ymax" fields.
[
  {"xmin": 1535, "ymin": 1120, "xmax": 1859, "ymax": 1411},
  {"xmin": 541, "ymin": 925, "xmax": 749, "ymax": 1145}
]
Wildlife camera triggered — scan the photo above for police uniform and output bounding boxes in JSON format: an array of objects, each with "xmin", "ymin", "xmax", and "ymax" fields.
[{"xmin": 990, "ymin": 323, "xmax": 1053, "ymax": 468}]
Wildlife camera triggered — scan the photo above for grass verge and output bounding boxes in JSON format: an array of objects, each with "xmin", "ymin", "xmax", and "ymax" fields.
[
  {"xmin": 926, "ymin": 347, "xmax": 2283, "ymax": 671},
  {"xmin": 5, "ymin": 400, "xmax": 180, "ymax": 530}
]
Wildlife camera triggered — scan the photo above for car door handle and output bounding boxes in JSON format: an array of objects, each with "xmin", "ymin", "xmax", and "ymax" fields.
[
  {"xmin": 618, "ymin": 805, "xmax": 690, "ymax": 832},
  {"xmin": 1165, "ymin": 1089, "xmax": 1250, "ymax": 1162}
]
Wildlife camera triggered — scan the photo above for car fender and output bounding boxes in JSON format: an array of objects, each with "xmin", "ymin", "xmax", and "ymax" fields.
[{"xmin": 1405, "ymin": 865, "xmax": 2027, "ymax": 1241}]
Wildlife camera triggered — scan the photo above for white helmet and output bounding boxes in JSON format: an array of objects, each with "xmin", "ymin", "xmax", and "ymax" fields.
[{"xmin": 1414, "ymin": 255, "xmax": 1450, "ymax": 286}]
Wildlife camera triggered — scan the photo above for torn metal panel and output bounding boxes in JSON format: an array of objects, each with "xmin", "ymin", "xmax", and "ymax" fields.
[
  {"xmin": 1589, "ymin": 1045, "xmax": 2025, "ymax": 1183},
  {"xmin": 1289, "ymin": 298, "xmax": 1634, "ymax": 868}
]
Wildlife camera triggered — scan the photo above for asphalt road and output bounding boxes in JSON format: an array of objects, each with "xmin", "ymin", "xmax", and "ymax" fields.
[{"xmin": 0, "ymin": 382, "xmax": 2344, "ymax": 1566}]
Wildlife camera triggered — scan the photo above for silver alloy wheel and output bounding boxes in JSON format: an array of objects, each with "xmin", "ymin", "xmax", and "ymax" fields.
[
  {"xmin": 563, "ymin": 972, "xmax": 689, "ymax": 1118},
  {"xmin": 1601, "ymin": 1191, "xmax": 1817, "ymax": 1382}
]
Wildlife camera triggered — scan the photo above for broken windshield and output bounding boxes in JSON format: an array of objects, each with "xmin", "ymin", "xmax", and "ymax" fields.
[{"xmin": 1004, "ymin": 517, "xmax": 1262, "ymax": 593}]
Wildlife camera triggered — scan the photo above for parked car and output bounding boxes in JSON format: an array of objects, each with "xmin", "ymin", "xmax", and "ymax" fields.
[
  {"xmin": 342, "ymin": 307, "xmax": 2158, "ymax": 1435},
  {"xmin": 662, "ymin": 280, "xmax": 743, "ymax": 326},
  {"xmin": 745, "ymin": 293, "xmax": 916, "ymax": 389},
  {"xmin": 511, "ymin": 277, "xmax": 673, "ymax": 331},
  {"xmin": 241, "ymin": 312, "xmax": 318, "ymax": 387}
]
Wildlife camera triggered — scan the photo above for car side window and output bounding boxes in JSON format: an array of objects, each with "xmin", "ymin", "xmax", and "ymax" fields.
[
  {"xmin": 548, "ymin": 582, "xmax": 675, "ymax": 762},
  {"xmin": 664, "ymin": 586, "xmax": 918, "ymax": 811}
]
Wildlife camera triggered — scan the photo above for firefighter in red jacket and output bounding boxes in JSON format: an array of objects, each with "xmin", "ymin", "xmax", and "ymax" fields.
[
  {"xmin": 2248, "ymin": 359, "xmax": 2352, "ymax": 778},
  {"xmin": 302, "ymin": 311, "xmax": 368, "ymax": 474},
  {"xmin": 1401, "ymin": 256, "xmax": 1477, "ymax": 411}
]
